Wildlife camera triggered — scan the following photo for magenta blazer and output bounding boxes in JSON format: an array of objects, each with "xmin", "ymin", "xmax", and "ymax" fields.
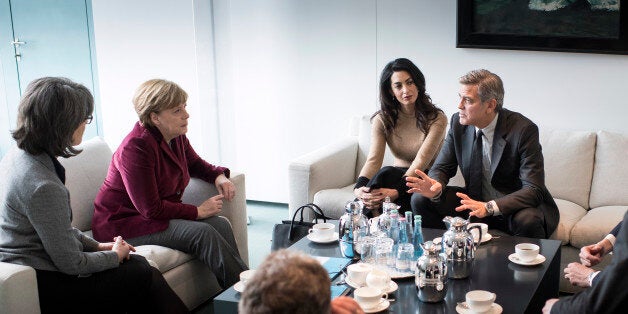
[{"xmin": 91, "ymin": 122, "xmax": 229, "ymax": 241}]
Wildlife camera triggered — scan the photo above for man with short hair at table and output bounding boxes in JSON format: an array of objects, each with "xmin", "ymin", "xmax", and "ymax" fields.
[
  {"xmin": 406, "ymin": 69, "xmax": 558, "ymax": 238},
  {"xmin": 239, "ymin": 249, "xmax": 363, "ymax": 314},
  {"xmin": 543, "ymin": 213, "xmax": 628, "ymax": 313}
]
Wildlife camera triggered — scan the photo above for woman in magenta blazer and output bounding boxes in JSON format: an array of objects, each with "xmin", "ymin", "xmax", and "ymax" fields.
[{"xmin": 92, "ymin": 79, "xmax": 247, "ymax": 289}]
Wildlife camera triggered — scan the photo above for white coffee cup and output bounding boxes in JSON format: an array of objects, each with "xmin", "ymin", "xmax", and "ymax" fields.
[
  {"xmin": 354, "ymin": 286, "xmax": 388, "ymax": 310},
  {"xmin": 308, "ymin": 222, "xmax": 335, "ymax": 240},
  {"xmin": 515, "ymin": 243, "xmax": 540, "ymax": 262},
  {"xmin": 365, "ymin": 269, "xmax": 391, "ymax": 293},
  {"xmin": 347, "ymin": 263, "xmax": 372, "ymax": 286},
  {"xmin": 239, "ymin": 269, "xmax": 256, "ymax": 287},
  {"xmin": 468, "ymin": 222, "xmax": 488, "ymax": 241},
  {"xmin": 465, "ymin": 290, "xmax": 496, "ymax": 312}
]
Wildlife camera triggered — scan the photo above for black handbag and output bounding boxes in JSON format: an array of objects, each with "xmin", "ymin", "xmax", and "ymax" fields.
[{"xmin": 271, "ymin": 203, "xmax": 330, "ymax": 251}]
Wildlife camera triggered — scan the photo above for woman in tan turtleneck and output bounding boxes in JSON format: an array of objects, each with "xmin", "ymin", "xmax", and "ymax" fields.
[{"xmin": 354, "ymin": 58, "xmax": 447, "ymax": 216}]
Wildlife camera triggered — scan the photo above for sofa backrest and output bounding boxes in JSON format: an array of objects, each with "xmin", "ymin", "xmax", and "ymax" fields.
[
  {"xmin": 57, "ymin": 137, "xmax": 112, "ymax": 232},
  {"xmin": 589, "ymin": 131, "xmax": 628, "ymax": 208},
  {"xmin": 540, "ymin": 129, "xmax": 596, "ymax": 209}
]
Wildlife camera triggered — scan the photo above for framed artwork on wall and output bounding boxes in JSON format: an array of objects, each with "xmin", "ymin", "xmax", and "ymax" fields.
[{"xmin": 457, "ymin": 0, "xmax": 628, "ymax": 55}]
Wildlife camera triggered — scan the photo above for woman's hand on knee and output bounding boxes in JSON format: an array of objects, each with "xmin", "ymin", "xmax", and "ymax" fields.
[
  {"xmin": 197, "ymin": 194, "xmax": 224, "ymax": 219},
  {"xmin": 376, "ymin": 188, "xmax": 398, "ymax": 202}
]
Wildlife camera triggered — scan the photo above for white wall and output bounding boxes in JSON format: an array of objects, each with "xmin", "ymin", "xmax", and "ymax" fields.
[
  {"xmin": 213, "ymin": 0, "xmax": 378, "ymax": 202},
  {"xmin": 91, "ymin": 0, "xmax": 211, "ymax": 156},
  {"xmin": 91, "ymin": 0, "xmax": 628, "ymax": 203}
]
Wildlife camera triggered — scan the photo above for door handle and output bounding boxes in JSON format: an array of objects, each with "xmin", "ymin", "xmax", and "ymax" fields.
[
  {"xmin": 11, "ymin": 38, "xmax": 26, "ymax": 46},
  {"xmin": 11, "ymin": 38, "xmax": 26, "ymax": 61}
]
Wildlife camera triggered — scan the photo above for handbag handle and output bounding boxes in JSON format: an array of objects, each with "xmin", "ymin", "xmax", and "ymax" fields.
[{"xmin": 288, "ymin": 203, "xmax": 329, "ymax": 240}]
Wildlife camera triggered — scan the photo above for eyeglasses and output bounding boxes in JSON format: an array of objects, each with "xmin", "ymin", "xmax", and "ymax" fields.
[{"xmin": 85, "ymin": 115, "xmax": 93, "ymax": 124}]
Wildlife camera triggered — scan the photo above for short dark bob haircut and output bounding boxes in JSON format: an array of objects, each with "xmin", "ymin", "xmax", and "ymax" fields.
[{"xmin": 12, "ymin": 77, "xmax": 94, "ymax": 158}]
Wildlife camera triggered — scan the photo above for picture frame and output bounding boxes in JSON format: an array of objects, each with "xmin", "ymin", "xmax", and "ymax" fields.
[{"xmin": 457, "ymin": 0, "xmax": 628, "ymax": 55}]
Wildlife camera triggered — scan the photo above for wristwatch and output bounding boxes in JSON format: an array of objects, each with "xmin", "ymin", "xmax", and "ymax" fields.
[{"xmin": 485, "ymin": 201, "xmax": 495, "ymax": 216}]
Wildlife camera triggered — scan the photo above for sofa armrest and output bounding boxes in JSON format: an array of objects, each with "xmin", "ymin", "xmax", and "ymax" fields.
[
  {"xmin": 0, "ymin": 262, "xmax": 41, "ymax": 314},
  {"xmin": 288, "ymin": 137, "xmax": 358, "ymax": 218},
  {"xmin": 182, "ymin": 172, "xmax": 249, "ymax": 266}
]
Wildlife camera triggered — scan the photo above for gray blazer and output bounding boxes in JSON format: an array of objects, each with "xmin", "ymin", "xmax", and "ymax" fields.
[
  {"xmin": 429, "ymin": 109, "xmax": 559, "ymax": 237},
  {"xmin": 0, "ymin": 148, "xmax": 118, "ymax": 275}
]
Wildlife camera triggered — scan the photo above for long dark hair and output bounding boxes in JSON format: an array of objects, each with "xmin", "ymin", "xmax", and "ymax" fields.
[
  {"xmin": 376, "ymin": 58, "xmax": 442, "ymax": 135},
  {"xmin": 12, "ymin": 77, "xmax": 94, "ymax": 157}
]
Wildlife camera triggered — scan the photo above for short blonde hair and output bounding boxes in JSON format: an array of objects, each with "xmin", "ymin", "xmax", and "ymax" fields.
[
  {"xmin": 238, "ymin": 250, "xmax": 331, "ymax": 314},
  {"xmin": 133, "ymin": 79, "xmax": 187, "ymax": 127}
]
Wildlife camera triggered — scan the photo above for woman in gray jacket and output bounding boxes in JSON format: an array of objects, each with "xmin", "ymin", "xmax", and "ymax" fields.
[{"xmin": 0, "ymin": 77, "xmax": 187, "ymax": 313}]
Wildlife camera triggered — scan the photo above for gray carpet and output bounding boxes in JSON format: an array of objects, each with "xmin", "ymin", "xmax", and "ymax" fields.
[{"xmin": 244, "ymin": 200, "xmax": 290, "ymax": 268}]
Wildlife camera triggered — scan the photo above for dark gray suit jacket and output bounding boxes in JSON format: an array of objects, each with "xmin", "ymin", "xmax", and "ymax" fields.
[
  {"xmin": 429, "ymin": 108, "xmax": 559, "ymax": 237},
  {"xmin": 552, "ymin": 211, "xmax": 628, "ymax": 313}
]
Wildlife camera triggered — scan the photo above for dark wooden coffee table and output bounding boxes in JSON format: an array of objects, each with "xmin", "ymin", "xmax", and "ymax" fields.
[{"xmin": 214, "ymin": 228, "xmax": 560, "ymax": 314}]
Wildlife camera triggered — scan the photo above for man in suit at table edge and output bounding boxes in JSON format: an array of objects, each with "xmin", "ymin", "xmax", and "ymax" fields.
[
  {"xmin": 406, "ymin": 69, "xmax": 558, "ymax": 239},
  {"xmin": 543, "ymin": 213, "xmax": 628, "ymax": 313}
]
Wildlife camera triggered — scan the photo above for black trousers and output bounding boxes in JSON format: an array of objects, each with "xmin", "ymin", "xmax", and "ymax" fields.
[
  {"xmin": 363, "ymin": 166, "xmax": 412, "ymax": 217},
  {"xmin": 35, "ymin": 255, "xmax": 188, "ymax": 314},
  {"xmin": 410, "ymin": 186, "xmax": 547, "ymax": 238}
]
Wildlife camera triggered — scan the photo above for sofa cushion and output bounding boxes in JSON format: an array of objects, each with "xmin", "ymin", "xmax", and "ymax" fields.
[
  {"xmin": 549, "ymin": 199, "xmax": 587, "ymax": 245},
  {"xmin": 133, "ymin": 245, "xmax": 195, "ymax": 273},
  {"xmin": 570, "ymin": 206, "xmax": 628, "ymax": 248},
  {"xmin": 58, "ymin": 137, "xmax": 113, "ymax": 232},
  {"xmin": 314, "ymin": 184, "xmax": 355, "ymax": 219},
  {"xmin": 590, "ymin": 131, "xmax": 628, "ymax": 208},
  {"xmin": 539, "ymin": 129, "xmax": 596, "ymax": 209}
]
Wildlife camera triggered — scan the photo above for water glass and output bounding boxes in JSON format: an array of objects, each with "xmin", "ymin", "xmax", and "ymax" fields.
[
  {"xmin": 359, "ymin": 236, "xmax": 377, "ymax": 264},
  {"xmin": 375, "ymin": 237, "xmax": 394, "ymax": 268},
  {"xmin": 395, "ymin": 243, "xmax": 414, "ymax": 273}
]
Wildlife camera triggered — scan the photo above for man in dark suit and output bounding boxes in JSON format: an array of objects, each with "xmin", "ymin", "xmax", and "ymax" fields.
[
  {"xmin": 406, "ymin": 69, "xmax": 558, "ymax": 238},
  {"xmin": 543, "ymin": 213, "xmax": 628, "ymax": 313},
  {"xmin": 563, "ymin": 221, "xmax": 622, "ymax": 288}
]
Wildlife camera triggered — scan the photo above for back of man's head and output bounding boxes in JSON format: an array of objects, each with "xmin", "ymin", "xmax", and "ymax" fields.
[{"xmin": 239, "ymin": 250, "xmax": 332, "ymax": 314}]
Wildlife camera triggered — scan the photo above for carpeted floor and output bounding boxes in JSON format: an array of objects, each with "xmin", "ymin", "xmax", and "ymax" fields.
[{"xmin": 244, "ymin": 200, "xmax": 290, "ymax": 268}]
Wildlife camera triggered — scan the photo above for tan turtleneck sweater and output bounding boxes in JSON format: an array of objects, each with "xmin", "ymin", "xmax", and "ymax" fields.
[{"xmin": 359, "ymin": 110, "xmax": 448, "ymax": 179}]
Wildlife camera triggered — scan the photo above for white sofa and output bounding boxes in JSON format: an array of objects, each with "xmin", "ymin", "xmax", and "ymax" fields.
[
  {"xmin": 289, "ymin": 115, "xmax": 628, "ymax": 292},
  {"xmin": 0, "ymin": 137, "xmax": 249, "ymax": 313}
]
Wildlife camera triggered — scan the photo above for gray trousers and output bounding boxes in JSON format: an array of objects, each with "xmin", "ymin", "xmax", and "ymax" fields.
[{"xmin": 127, "ymin": 216, "xmax": 248, "ymax": 288}]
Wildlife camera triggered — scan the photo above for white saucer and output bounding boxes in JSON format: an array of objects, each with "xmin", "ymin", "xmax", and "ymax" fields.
[
  {"xmin": 345, "ymin": 276, "xmax": 365, "ymax": 289},
  {"xmin": 307, "ymin": 232, "xmax": 339, "ymax": 244},
  {"xmin": 456, "ymin": 302, "xmax": 503, "ymax": 314},
  {"xmin": 361, "ymin": 299, "xmax": 390, "ymax": 313},
  {"xmin": 383, "ymin": 281, "xmax": 398, "ymax": 293},
  {"xmin": 508, "ymin": 253, "xmax": 546, "ymax": 266},
  {"xmin": 474, "ymin": 233, "xmax": 493, "ymax": 244},
  {"xmin": 233, "ymin": 281, "xmax": 245, "ymax": 293},
  {"xmin": 346, "ymin": 277, "xmax": 398, "ymax": 294}
]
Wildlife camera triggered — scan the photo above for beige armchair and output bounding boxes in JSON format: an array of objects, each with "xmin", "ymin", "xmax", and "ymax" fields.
[{"xmin": 289, "ymin": 115, "xmax": 395, "ymax": 221}]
